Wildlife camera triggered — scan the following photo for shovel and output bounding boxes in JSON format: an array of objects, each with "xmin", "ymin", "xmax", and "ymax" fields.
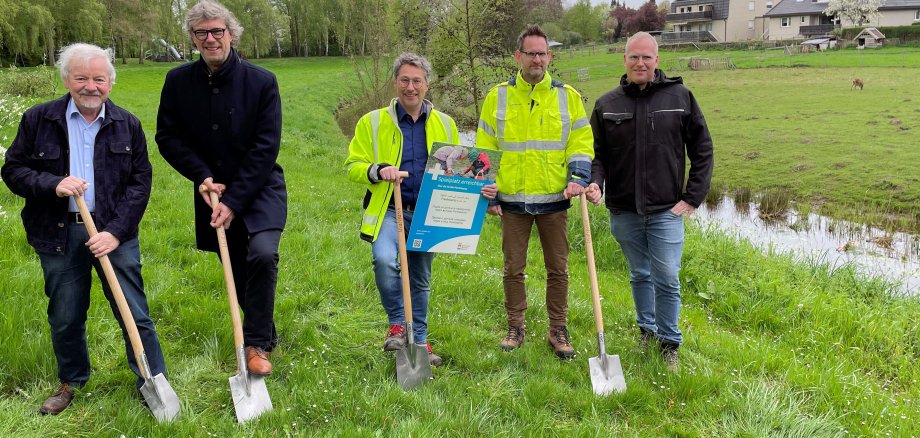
[
  {"xmin": 579, "ymin": 193, "xmax": 627, "ymax": 395},
  {"xmin": 392, "ymin": 171, "xmax": 433, "ymax": 390},
  {"xmin": 202, "ymin": 187, "xmax": 273, "ymax": 422},
  {"xmin": 73, "ymin": 194, "xmax": 181, "ymax": 422}
]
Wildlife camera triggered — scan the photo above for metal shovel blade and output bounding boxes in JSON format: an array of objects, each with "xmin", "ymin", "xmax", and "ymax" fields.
[
  {"xmin": 229, "ymin": 347, "xmax": 272, "ymax": 423},
  {"xmin": 395, "ymin": 343, "xmax": 432, "ymax": 390},
  {"xmin": 588, "ymin": 353, "xmax": 627, "ymax": 396},
  {"xmin": 140, "ymin": 372, "xmax": 181, "ymax": 422}
]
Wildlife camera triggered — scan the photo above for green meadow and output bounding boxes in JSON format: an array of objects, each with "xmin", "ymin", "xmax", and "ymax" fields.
[{"xmin": 0, "ymin": 51, "xmax": 918, "ymax": 436}]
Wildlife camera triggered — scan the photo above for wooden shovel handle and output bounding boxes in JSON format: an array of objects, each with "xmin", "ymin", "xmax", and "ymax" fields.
[
  {"xmin": 199, "ymin": 185, "xmax": 246, "ymax": 353},
  {"xmin": 392, "ymin": 172, "xmax": 412, "ymax": 323},
  {"xmin": 74, "ymin": 194, "xmax": 148, "ymax": 378},
  {"xmin": 580, "ymin": 193, "xmax": 605, "ymax": 334}
]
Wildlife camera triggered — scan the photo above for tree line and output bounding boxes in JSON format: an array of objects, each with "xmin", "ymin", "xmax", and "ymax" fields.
[{"xmin": 0, "ymin": 0, "xmax": 667, "ymax": 67}]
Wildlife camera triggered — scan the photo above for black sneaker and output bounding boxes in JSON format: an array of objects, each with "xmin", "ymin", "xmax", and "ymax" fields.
[{"xmin": 661, "ymin": 343, "xmax": 679, "ymax": 372}]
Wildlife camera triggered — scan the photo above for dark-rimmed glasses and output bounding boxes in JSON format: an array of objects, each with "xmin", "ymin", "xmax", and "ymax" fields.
[{"xmin": 192, "ymin": 28, "xmax": 227, "ymax": 41}]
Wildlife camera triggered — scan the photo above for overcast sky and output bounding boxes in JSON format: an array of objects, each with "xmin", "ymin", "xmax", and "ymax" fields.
[{"xmin": 563, "ymin": 0, "xmax": 649, "ymax": 10}]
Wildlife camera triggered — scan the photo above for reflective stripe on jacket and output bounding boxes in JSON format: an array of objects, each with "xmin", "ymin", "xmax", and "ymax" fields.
[
  {"xmin": 476, "ymin": 71, "xmax": 593, "ymax": 213},
  {"xmin": 344, "ymin": 98, "xmax": 459, "ymax": 242}
]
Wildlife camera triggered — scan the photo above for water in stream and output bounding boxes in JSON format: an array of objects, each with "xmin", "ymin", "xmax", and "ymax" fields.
[
  {"xmin": 456, "ymin": 131, "xmax": 919, "ymax": 295},
  {"xmin": 695, "ymin": 196, "xmax": 919, "ymax": 296}
]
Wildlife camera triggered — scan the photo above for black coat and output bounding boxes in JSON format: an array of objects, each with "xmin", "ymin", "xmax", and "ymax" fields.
[
  {"xmin": 155, "ymin": 49, "xmax": 286, "ymax": 252},
  {"xmin": 2, "ymin": 94, "xmax": 152, "ymax": 254},
  {"xmin": 590, "ymin": 70, "xmax": 713, "ymax": 215}
]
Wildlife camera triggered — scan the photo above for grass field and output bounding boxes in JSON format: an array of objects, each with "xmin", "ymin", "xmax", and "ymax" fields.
[{"xmin": 0, "ymin": 54, "xmax": 918, "ymax": 436}]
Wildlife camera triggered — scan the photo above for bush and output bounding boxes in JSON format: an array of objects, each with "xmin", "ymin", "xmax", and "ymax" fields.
[
  {"xmin": 839, "ymin": 25, "xmax": 920, "ymax": 41},
  {"xmin": 0, "ymin": 65, "xmax": 58, "ymax": 98}
]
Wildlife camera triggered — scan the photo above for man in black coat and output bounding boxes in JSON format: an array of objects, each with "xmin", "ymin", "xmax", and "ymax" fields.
[
  {"xmin": 2, "ymin": 43, "xmax": 166, "ymax": 414},
  {"xmin": 586, "ymin": 32, "xmax": 713, "ymax": 372},
  {"xmin": 156, "ymin": 0, "xmax": 286, "ymax": 376}
]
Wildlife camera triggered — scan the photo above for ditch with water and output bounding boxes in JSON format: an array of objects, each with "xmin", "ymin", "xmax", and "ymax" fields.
[{"xmin": 457, "ymin": 131, "xmax": 919, "ymax": 295}]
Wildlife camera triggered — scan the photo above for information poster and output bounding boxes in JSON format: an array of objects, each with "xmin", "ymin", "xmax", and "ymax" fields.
[{"xmin": 406, "ymin": 142, "xmax": 502, "ymax": 254}]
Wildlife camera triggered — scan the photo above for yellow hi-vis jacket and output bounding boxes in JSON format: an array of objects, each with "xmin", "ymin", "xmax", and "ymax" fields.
[
  {"xmin": 344, "ymin": 99, "xmax": 459, "ymax": 242},
  {"xmin": 476, "ymin": 71, "xmax": 593, "ymax": 213}
]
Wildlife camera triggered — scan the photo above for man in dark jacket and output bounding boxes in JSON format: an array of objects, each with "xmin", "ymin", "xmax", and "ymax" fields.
[
  {"xmin": 2, "ymin": 43, "xmax": 166, "ymax": 414},
  {"xmin": 156, "ymin": 0, "xmax": 285, "ymax": 376},
  {"xmin": 586, "ymin": 32, "xmax": 713, "ymax": 372}
]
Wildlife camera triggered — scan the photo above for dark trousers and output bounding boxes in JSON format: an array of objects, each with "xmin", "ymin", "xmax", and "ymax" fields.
[
  {"xmin": 223, "ymin": 225, "xmax": 282, "ymax": 351},
  {"xmin": 38, "ymin": 223, "xmax": 166, "ymax": 389}
]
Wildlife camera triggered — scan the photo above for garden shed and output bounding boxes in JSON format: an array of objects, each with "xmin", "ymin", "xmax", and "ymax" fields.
[
  {"xmin": 853, "ymin": 28, "xmax": 886, "ymax": 49},
  {"xmin": 800, "ymin": 37, "xmax": 837, "ymax": 52}
]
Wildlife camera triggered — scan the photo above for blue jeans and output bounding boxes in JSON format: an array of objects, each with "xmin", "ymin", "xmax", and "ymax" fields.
[
  {"xmin": 38, "ymin": 223, "xmax": 166, "ymax": 389},
  {"xmin": 609, "ymin": 209, "xmax": 685, "ymax": 345},
  {"xmin": 372, "ymin": 208, "xmax": 434, "ymax": 343}
]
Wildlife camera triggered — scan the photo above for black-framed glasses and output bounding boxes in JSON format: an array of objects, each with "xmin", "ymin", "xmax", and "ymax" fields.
[
  {"xmin": 521, "ymin": 51, "xmax": 549, "ymax": 59},
  {"xmin": 192, "ymin": 28, "xmax": 227, "ymax": 41}
]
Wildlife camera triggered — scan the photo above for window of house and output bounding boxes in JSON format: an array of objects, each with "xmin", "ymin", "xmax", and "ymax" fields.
[
  {"xmin": 699, "ymin": 5, "xmax": 704, "ymax": 11},
  {"xmin": 766, "ymin": 2, "xmax": 773, "ymax": 8},
  {"xmin": 915, "ymin": 9, "xmax": 920, "ymax": 20},
  {"xmin": 781, "ymin": 17, "xmax": 791, "ymax": 27},
  {"xmin": 748, "ymin": 20, "xmax": 754, "ymax": 29},
  {"xmin": 749, "ymin": 1, "xmax": 755, "ymax": 10},
  {"xmin": 707, "ymin": 22, "xmax": 713, "ymax": 31},
  {"xmin": 802, "ymin": 16, "xmax": 807, "ymax": 23}
]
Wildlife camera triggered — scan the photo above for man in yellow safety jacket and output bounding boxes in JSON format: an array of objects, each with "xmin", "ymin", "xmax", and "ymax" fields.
[
  {"xmin": 477, "ymin": 25, "xmax": 594, "ymax": 359},
  {"xmin": 345, "ymin": 53, "xmax": 486, "ymax": 366}
]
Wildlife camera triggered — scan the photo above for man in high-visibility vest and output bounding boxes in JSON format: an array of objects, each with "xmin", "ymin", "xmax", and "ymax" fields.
[
  {"xmin": 345, "ymin": 53, "xmax": 494, "ymax": 366},
  {"xmin": 477, "ymin": 25, "xmax": 594, "ymax": 359}
]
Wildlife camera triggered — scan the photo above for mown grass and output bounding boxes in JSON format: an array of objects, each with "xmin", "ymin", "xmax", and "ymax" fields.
[
  {"xmin": 554, "ymin": 49, "xmax": 920, "ymax": 233},
  {"xmin": 0, "ymin": 56, "xmax": 918, "ymax": 436}
]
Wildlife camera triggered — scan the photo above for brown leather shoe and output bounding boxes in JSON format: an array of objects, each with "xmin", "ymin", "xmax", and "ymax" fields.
[
  {"xmin": 245, "ymin": 346, "xmax": 273, "ymax": 376},
  {"xmin": 39, "ymin": 383, "xmax": 74, "ymax": 415},
  {"xmin": 500, "ymin": 325, "xmax": 525, "ymax": 351},
  {"xmin": 548, "ymin": 325, "xmax": 575, "ymax": 359}
]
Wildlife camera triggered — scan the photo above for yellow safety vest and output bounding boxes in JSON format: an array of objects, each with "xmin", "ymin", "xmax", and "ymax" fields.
[
  {"xmin": 476, "ymin": 71, "xmax": 593, "ymax": 207},
  {"xmin": 344, "ymin": 99, "xmax": 459, "ymax": 242}
]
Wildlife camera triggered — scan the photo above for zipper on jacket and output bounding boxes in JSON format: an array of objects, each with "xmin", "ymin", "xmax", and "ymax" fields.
[{"xmin": 648, "ymin": 109, "xmax": 683, "ymax": 132}]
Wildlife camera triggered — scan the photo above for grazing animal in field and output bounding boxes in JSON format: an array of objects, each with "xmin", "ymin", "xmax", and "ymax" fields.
[{"xmin": 851, "ymin": 78, "xmax": 864, "ymax": 90}]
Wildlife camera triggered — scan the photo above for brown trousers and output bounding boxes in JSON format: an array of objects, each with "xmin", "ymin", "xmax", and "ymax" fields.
[{"xmin": 501, "ymin": 210, "xmax": 569, "ymax": 327}]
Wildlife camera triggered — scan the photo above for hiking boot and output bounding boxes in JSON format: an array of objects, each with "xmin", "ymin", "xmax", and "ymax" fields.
[
  {"xmin": 548, "ymin": 325, "xmax": 575, "ymax": 359},
  {"xmin": 421, "ymin": 342, "xmax": 443, "ymax": 367},
  {"xmin": 39, "ymin": 383, "xmax": 74, "ymax": 415},
  {"xmin": 500, "ymin": 325, "xmax": 525, "ymax": 351},
  {"xmin": 661, "ymin": 343, "xmax": 679, "ymax": 372},
  {"xmin": 638, "ymin": 328, "xmax": 656, "ymax": 351},
  {"xmin": 384, "ymin": 324, "xmax": 407, "ymax": 352},
  {"xmin": 245, "ymin": 346, "xmax": 273, "ymax": 376}
]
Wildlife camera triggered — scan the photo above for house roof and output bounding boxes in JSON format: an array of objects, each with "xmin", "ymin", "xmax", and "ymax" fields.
[
  {"xmin": 766, "ymin": 0, "xmax": 920, "ymax": 16},
  {"xmin": 765, "ymin": 0, "xmax": 828, "ymax": 17}
]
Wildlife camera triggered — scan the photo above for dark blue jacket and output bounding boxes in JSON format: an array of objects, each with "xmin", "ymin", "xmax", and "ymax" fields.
[
  {"xmin": 155, "ymin": 49, "xmax": 286, "ymax": 252},
  {"xmin": 2, "ymin": 94, "xmax": 152, "ymax": 254}
]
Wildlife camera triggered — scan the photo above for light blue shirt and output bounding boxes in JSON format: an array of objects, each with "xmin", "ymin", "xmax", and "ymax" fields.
[{"xmin": 66, "ymin": 98, "xmax": 105, "ymax": 213}]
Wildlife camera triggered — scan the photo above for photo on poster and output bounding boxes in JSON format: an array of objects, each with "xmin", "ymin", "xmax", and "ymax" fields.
[{"xmin": 407, "ymin": 143, "xmax": 502, "ymax": 254}]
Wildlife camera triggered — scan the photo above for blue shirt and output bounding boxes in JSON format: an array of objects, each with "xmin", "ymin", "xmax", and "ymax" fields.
[
  {"xmin": 395, "ymin": 101, "xmax": 429, "ymax": 208},
  {"xmin": 66, "ymin": 98, "xmax": 105, "ymax": 213}
]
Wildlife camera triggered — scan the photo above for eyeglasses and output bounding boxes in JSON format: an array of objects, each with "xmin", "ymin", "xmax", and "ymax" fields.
[
  {"xmin": 521, "ymin": 51, "xmax": 549, "ymax": 59},
  {"xmin": 192, "ymin": 28, "xmax": 227, "ymax": 41},
  {"xmin": 398, "ymin": 77, "xmax": 426, "ymax": 88}
]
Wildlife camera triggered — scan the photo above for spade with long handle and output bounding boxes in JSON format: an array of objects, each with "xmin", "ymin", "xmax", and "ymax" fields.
[
  {"xmin": 392, "ymin": 171, "xmax": 433, "ymax": 390},
  {"xmin": 202, "ymin": 187, "xmax": 273, "ymax": 423},
  {"xmin": 579, "ymin": 193, "xmax": 627, "ymax": 395},
  {"xmin": 74, "ymin": 194, "xmax": 181, "ymax": 422}
]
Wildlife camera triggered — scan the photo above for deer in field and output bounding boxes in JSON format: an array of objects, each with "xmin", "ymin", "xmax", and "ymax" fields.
[{"xmin": 851, "ymin": 78, "xmax": 864, "ymax": 90}]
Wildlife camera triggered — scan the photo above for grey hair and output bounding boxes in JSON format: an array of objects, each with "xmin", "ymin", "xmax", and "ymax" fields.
[
  {"xmin": 185, "ymin": 0, "xmax": 243, "ymax": 47},
  {"xmin": 392, "ymin": 53, "xmax": 432, "ymax": 82},
  {"xmin": 625, "ymin": 32, "xmax": 659, "ymax": 55},
  {"xmin": 57, "ymin": 43, "xmax": 116, "ymax": 84}
]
